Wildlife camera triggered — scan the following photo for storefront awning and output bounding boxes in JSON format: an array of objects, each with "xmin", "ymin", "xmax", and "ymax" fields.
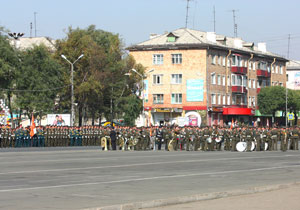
[{"xmin": 223, "ymin": 108, "xmax": 253, "ymax": 115}]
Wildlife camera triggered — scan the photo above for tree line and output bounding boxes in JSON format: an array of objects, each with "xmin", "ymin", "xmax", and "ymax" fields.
[
  {"xmin": 0, "ymin": 25, "xmax": 145, "ymax": 127},
  {"xmin": 258, "ymin": 86, "xmax": 300, "ymax": 125}
]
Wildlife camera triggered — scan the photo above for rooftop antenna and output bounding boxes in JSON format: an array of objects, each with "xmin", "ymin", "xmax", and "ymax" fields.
[
  {"xmin": 213, "ymin": 6, "xmax": 216, "ymax": 32},
  {"xmin": 30, "ymin": 22, "xmax": 32, "ymax": 37},
  {"xmin": 230, "ymin": 9, "xmax": 238, "ymax": 37},
  {"xmin": 34, "ymin": 12, "xmax": 37, "ymax": 37},
  {"xmin": 185, "ymin": 0, "xmax": 192, "ymax": 28},
  {"xmin": 287, "ymin": 34, "xmax": 291, "ymax": 58}
]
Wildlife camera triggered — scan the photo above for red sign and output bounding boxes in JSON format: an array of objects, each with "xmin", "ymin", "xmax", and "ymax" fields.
[{"xmin": 223, "ymin": 108, "xmax": 253, "ymax": 116}]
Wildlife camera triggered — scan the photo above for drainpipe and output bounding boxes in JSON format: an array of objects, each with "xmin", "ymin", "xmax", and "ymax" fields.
[
  {"xmin": 226, "ymin": 50, "xmax": 232, "ymax": 94},
  {"xmin": 247, "ymin": 54, "xmax": 253, "ymax": 108},
  {"xmin": 270, "ymin": 58, "xmax": 276, "ymax": 86}
]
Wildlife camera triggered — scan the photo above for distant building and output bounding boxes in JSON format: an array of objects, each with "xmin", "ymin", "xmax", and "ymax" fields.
[
  {"xmin": 287, "ymin": 60, "xmax": 300, "ymax": 90},
  {"xmin": 9, "ymin": 37, "xmax": 56, "ymax": 51},
  {"xmin": 128, "ymin": 28, "xmax": 288, "ymax": 127}
]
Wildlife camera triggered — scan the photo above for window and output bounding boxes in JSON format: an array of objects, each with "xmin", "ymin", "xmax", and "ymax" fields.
[
  {"xmin": 249, "ymin": 61, "xmax": 252, "ymax": 70},
  {"xmin": 153, "ymin": 74, "xmax": 163, "ymax": 85},
  {"xmin": 172, "ymin": 54, "xmax": 182, "ymax": 64},
  {"xmin": 153, "ymin": 54, "xmax": 163, "ymax": 65},
  {"xmin": 248, "ymin": 97, "xmax": 252, "ymax": 107},
  {"xmin": 171, "ymin": 93, "xmax": 182, "ymax": 104},
  {"xmin": 253, "ymin": 62, "xmax": 256, "ymax": 70},
  {"xmin": 267, "ymin": 65, "xmax": 271, "ymax": 73},
  {"xmin": 217, "ymin": 75, "xmax": 221, "ymax": 85},
  {"xmin": 212, "ymin": 55, "xmax": 216, "ymax": 64},
  {"xmin": 252, "ymin": 97, "xmax": 256, "ymax": 107},
  {"xmin": 232, "ymin": 95, "xmax": 236, "ymax": 105},
  {"xmin": 227, "ymin": 76, "xmax": 230, "ymax": 86},
  {"xmin": 222, "ymin": 76, "xmax": 226, "ymax": 86},
  {"xmin": 171, "ymin": 74, "xmax": 182, "ymax": 84},
  {"xmin": 280, "ymin": 65, "xmax": 283, "ymax": 74},
  {"xmin": 211, "ymin": 73, "xmax": 216, "ymax": 84},
  {"xmin": 231, "ymin": 74, "xmax": 247, "ymax": 87},
  {"xmin": 258, "ymin": 62, "xmax": 267, "ymax": 70},
  {"xmin": 244, "ymin": 60, "xmax": 248, "ymax": 68},
  {"xmin": 257, "ymin": 80, "xmax": 261, "ymax": 88},
  {"xmin": 279, "ymin": 82, "xmax": 283, "ymax": 86},
  {"xmin": 232, "ymin": 55, "xmax": 242, "ymax": 67},
  {"xmin": 218, "ymin": 94, "xmax": 221, "ymax": 105},
  {"xmin": 231, "ymin": 74, "xmax": 236, "ymax": 86},
  {"xmin": 272, "ymin": 66, "xmax": 274, "ymax": 73},
  {"xmin": 153, "ymin": 94, "xmax": 164, "ymax": 104},
  {"xmin": 272, "ymin": 82, "xmax": 275, "ymax": 86},
  {"xmin": 275, "ymin": 65, "xmax": 278, "ymax": 74},
  {"xmin": 167, "ymin": 36, "xmax": 176, "ymax": 42},
  {"xmin": 227, "ymin": 95, "xmax": 231, "ymax": 105},
  {"xmin": 248, "ymin": 79, "xmax": 251, "ymax": 88},
  {"xmin": 242, "ymin": 95, "xmax": 247, "ymax": 105},
  {"xmin": 211, "ymin": 94, "xmax": 216, "ymax": 104},
  {"xmin": 252, "ymin": 79, "xmax": 256, "ymax": 89},
  {"xmin": 223, "ymin": 57, "xmax": 226, "ymax": 66},
  {"xmin": 218, "ymin": 56, "xmax": 222, "ymax": 65},
  {"xmin": 223, "ymin": 95, "xmax": 226, "ymax": 105}
]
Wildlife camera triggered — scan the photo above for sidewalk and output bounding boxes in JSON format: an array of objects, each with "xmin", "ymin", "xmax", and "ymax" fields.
[{"xmin": 146, "ymin": 184, "xmax": 300, "ymax": 210}]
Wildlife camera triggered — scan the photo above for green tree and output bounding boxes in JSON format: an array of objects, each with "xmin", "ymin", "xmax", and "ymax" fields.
[
  {"xmin": 15, "ymin": 45, "xmax": 64, "ymax": 121},
  {"xmin": 0, "ymin": 30, "xmax": 19, "ymax": 126},
  {"xmin": 55, "ymin": 25, "xmax": 144, "ymax": 126},
  {"xmin": 257, "ymin": 86, "xmax": 286, "ymax": 119}
]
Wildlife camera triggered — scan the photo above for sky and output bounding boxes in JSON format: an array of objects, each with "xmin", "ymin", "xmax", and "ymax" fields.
[{"xmin": 1, "ymin": 0, "xmax": 300, "ymax": 60}]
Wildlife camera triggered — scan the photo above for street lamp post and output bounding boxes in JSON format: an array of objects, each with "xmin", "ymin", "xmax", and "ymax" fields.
[
  {"xmin": 130, "ymin": 68, "xmax": 154, "ymax": 126},
  {"xmin": 61, "ymin": 54, "xmax": 84, "ymax": 126}
]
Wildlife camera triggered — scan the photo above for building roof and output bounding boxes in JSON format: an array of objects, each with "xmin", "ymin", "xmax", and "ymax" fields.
[
  {"xmin": 287, "ymin": 60, "xmax": 300, "ymax": 70},
  {"xmin": 128, "ymin": 28, "xmax": 288, "ymax": 62},
  {"xmin": 10, "ymin": 37, "xmax": 56, "ymax": 51}
]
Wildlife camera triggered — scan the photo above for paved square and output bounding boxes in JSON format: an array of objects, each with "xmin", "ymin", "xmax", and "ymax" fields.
[{"xmin": 0, "ymin": 147, "xmax": 299, "ymax": 209}]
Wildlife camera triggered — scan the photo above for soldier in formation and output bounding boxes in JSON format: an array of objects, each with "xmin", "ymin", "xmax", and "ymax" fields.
[{"xmin": 0, "ymin": 124, "xmax": 299, "ymax": 152}]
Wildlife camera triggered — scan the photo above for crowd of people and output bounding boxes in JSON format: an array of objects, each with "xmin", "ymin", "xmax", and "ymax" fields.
[{"xmin": 0, "ymin": 124, "xmax": 299, "ymax": 152}]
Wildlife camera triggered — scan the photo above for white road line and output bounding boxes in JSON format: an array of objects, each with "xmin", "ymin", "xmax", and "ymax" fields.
[
  {"xmin": 0, "ymin": 154, "xmax": 299, "ymax": 175},
  {"xmin": 0, "ymin": 152, "xmax": 241, "ymax": 164},
  {"xmin": 0, "ymin": 164, "xmax": 299, "ymax": 193}
]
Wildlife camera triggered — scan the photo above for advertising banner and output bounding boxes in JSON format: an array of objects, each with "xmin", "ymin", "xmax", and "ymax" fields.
[
  {"xmin": 294, "ymin": 72, "xmax": 300, "ymax": 90},
  {"xmin": 186, "ymin": 79, "xmax": 204, "ymax": 102},
  {"xmin": 47, "ymin": 114, "xmax": 71, "ymax": 126}
]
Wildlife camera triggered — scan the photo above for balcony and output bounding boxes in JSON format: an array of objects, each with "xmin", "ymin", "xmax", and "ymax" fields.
[
  {"xmin": 231, "ymin": 66, "xmax": 247, "ymax": 75},
  {"xmin": 257, "ymin": 69, "xmax": 271, "ymax": 77},
  {"xmin": 257, "ymin": 88, "xmax": 261, "ymax": 94},
  {"xmin": 232, "ymin": 86, "xmax": 247, "ymax": 93}
]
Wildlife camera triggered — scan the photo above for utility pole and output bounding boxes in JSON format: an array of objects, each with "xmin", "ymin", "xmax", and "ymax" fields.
[
  {"xmin": 213, "ymin": 6, "xmax": 216, "ymax": 32},
  {"xmin": 61, "ymin": 54, "xmax": 84, "ymax": 126},
  {"xmin": 185, "ymin": 0, "xmax": 192, "ymax": 28},
  {"xmin": 287, "ymin": 34, "xmax": 291, "ymax": 59},
  {"xmin": 34, "ymin": 12, "xmax": 37, "ymax": 37}
]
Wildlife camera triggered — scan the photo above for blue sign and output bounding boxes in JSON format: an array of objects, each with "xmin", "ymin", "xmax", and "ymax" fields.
[{"xmin": 186, "ymin": 79, "xmax": 204, "ymax": 102}]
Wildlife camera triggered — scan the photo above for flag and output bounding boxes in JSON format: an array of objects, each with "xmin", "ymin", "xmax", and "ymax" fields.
[
  {"xmin": 230, "ymin": 118, "xmax": 234, "ymax": 129},
  {"xmin": 30, "ymin": 114, "xmax": 36, "ymax": 137}
]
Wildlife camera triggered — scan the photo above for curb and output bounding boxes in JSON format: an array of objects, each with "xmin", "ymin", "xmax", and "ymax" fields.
[{"xmin": 83, "ymin": 182, "xmax": 300, "ymax": 210}]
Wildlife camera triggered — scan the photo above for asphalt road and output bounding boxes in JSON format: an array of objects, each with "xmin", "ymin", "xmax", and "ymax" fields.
[{"xmin": 0, "ymin": 147, "xmax": 300, "ymax": 210}]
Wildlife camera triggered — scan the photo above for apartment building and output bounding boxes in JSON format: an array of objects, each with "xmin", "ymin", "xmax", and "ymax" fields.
[{"xmin": 128, "ymin": 28, "xmax": 288, "ymax": 127}]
